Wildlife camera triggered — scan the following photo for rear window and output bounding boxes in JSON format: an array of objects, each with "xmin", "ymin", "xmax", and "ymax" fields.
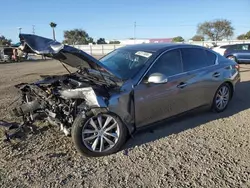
[
  {"xmin": 181, "ymin": 48, "xmax": 208, "ymax": 72},
  {"xmin": 205, "ymin": 50, "xmax": 217, "ymax": 65},
  {"xmin": 240, "ymin": 44, "xmax": 249, "ymax": 50},
  {"xmin": 227, "ymin": 45, "xmax": 239, "ymax": 51}
]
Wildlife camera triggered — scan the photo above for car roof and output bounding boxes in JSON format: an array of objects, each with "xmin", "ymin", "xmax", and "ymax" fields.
[
  {"xmin": 227, "ymin": 43, "xmax": 250, "ymax": 46},
  {"xmin": 118, "ymin": 43, "xmax": 200, "ymax": 53}
]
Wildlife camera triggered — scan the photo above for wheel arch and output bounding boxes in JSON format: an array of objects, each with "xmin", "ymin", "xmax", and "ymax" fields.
[
  {"xmin": 222, "ymin": 81, "xmax": 234, "ymax": 99},
  {"xmin": 226, "ymin": 55, "xmax": 238, "ymax": 63},
  {"xmin": 211, "ymin": 81, "xmax": 233, "ymax": 112},
  {"xmin": 71, "ymin": 108, "xmax": 129, "ymax": 157}
]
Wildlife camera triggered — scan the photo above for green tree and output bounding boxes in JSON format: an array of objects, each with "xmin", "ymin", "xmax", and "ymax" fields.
[
  {"xmin": 191, "ymin": 35, "xmax": 204, "ymax": 41},
  {"xmin": 97, "ymin": 38, "xmax": 107, "ymax": 44},
  {"xmin": 63, "ymin": 29, "xmax": 94, "ymax": 45},
  {"xmin": 172, "ymin": 36, "xmax": 184, "ymax": 42},
  {"xmin": 197, "ymin": 19, "xmax": 234, "ymax": 41},
  {"xmin": 0, "ymin": 35, "xmax": 12, "ymax": 46},
  {"xmin": 246, "ymin": 31, "xmax": 250, "ymax": 39},
  {"xmin": 237, "ymin": 34, "xmax": 246, "ymax": 40},
  {"xmin": 88, "ymin": 37, "xmax": 96, "ymax": 44},
  {"xmin": 50, "ymin": 22, "xmax": 57, "ymax": 40},
  {"xmin": 109, "ymin": 40, "xmax": 121, "ymax": 44},
  {"xmin": 236, "ymin": 31, "xmax": 250, "ymax": 40}
]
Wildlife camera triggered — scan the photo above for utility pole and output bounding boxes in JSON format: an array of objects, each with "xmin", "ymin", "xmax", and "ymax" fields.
[
  {"xmin": 18, "ymin": 27, "xmax": 22, "ymax": 34},
  {"xmin": 134, "ymin": 21, "xmax": 136, "ymax": 44},
  {"xmin": 32, "ymin": 25, "xmax": 35, "ymax": 34}
]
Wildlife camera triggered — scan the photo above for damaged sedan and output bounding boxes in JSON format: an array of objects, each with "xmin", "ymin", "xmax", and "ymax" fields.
[{"xmin": 10, "ymin": 34, "xmax": 240, "ymax": 157}]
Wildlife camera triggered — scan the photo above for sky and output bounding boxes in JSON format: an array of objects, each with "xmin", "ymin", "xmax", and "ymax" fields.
[{"xmin": 1, "ymin": 0, "xmax": 250, "ymax": 43}]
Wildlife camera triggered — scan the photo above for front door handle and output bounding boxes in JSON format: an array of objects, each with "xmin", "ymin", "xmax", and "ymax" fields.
[
  {"xmin": 177, "ymin": 82, "xmax": 187, "ymax": 88},
  {"xmin": 213, "ymin": 72, "xmax": 220, "ymax": 77}
]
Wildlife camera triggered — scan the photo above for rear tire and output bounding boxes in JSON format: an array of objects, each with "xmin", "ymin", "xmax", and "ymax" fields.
[
  {"xmin": 211, "ymin": 83, "xmax": 232, "ymax": 113},
  {"xmin": 71, "ymin": 112, "xmax": 128, "ymax": 157}
]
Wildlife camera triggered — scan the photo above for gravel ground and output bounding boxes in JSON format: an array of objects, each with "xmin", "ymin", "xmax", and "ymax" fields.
[{"xmin": 0, "ymin": 60, "xmax": 249, "ymax": 188}]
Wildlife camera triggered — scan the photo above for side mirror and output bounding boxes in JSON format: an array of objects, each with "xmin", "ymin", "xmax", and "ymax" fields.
[{"xmin": 147, "ymin": 73, "xmax": 168, "ymax": 84}]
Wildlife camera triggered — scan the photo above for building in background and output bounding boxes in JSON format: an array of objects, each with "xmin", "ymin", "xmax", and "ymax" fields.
[
  {"xmin": 118, "ymin": 39, "xmax": 149, "ymax": 45},
  {"xmin": 115, "ymin": 38, "xmax": 173, "ymax": 45},
  {"xmin": 149, "ymin": 38, "xmax": 173, "ymax": 43}
]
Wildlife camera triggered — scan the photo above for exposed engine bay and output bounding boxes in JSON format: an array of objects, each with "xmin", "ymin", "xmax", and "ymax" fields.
[
  {"xmin": 2, "ymin": 33, "xmax": 138, "ymax": 157},
  {"xmin": 11, "ymin": 69, "xmax": 118, "ymax": 137}
]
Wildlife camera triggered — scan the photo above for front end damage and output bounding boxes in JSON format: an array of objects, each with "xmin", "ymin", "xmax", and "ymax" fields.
[
  {"xmin": 8, "ymin": 77, "xmax": 108, "ymax": 137},
  {"xmin": 5, "ymin": 72, "xmax": 135, "ymax": 142},
  {"xmin": 3, "ymin": 34, "xmax": 136, "ymax": 157}
]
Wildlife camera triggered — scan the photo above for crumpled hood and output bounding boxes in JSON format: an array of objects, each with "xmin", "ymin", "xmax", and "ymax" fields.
[{"xmin": 19, "ymin": 34, "xmax": 111, "ymax": 72}]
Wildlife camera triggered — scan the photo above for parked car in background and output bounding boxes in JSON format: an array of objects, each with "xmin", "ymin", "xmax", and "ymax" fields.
[
  {"xmin": 0, "ymin": 47, "xmax": 14, "ymax": 62},
  {"xmin": 223, "ymin": 43, "xmax": 250, "ymax": 63},
  {"xmin": 14, "ymin": 34, "xmax": 240, "ymax": 157},
  {"xmin": 0, "ymin": 47, "xmax": 28, "ymax": 63},
  {"xmin": 212, "ymin": 44, "xmax": 233, "ymax": 55}
]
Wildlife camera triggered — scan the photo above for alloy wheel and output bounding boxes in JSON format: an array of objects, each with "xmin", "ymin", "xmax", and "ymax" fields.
[
  {"xmin": 82, "ymin": 114, "xmax": 120, "ymax": 152},
  {"xmin": 215, "ymin": 86, "xmax": 230, "ymax": 110}
]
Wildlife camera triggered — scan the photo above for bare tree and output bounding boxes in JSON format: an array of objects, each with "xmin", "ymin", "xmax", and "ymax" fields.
[{"xmin": 197, "ymin": 19, "xmax": 234, "ymax": 41}]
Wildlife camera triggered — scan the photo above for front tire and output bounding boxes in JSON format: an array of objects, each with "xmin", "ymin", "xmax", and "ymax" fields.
[
  {"xmin": 71, "ymin": 112, "xmax": 128, "ymax": 157},
  {"xmin": 211, "ymin": 83, "xmax": 232, "ymax": 113}
]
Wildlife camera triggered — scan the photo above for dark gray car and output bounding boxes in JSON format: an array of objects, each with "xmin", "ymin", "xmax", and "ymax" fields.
[{"xmin": 13, "ymin": 34, "xmax": 240, "ymax": 157}]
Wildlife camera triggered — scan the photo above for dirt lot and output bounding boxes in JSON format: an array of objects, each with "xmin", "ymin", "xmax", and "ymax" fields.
[{"xmin": 0, "ymin": 60, "xmax": 249, "ymax": 188}]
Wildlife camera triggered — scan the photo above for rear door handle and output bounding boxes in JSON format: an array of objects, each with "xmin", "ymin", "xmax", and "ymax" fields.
[
  {"xmin": 177, "ymin": 82, "xmax": 187, "ymax": 88},
  {"xmin": 213, "ymin": 72, "xmax": 220, "ymax": 77}
]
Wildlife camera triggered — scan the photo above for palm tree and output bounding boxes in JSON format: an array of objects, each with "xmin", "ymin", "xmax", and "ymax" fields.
[{"xmin": 50, "ymin": 22, "xmax": 57, "ymax": 40}]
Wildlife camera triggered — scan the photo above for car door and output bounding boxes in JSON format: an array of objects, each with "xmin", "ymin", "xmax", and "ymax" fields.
[
  {"xmin": 134, "ymin": 49, "xmax": 192, "ymax": 128},
  {"xmin": 180, "ymin": 47, "xmax": 218, "ymax": 109},
  {"xmin": 240, "ymin": 44, "xmax": 250, "ymax": 61},
  {"xmin": 234, "ymin": 44, "xmax": 250, "ymax": 62}
]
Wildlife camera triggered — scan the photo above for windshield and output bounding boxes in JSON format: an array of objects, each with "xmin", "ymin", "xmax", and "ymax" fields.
[{"xmin": 99, "ymin": 49, "xmax": 153, "ymax": 80}]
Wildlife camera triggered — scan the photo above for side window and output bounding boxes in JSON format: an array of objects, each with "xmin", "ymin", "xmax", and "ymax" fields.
[
  {"xmin": 227, "ymin": 45, "xmax": 237, "ymax": 51},
  {"xmin": 240, "ymin": 44, "xmax": 249, "ymax": 50},
  {"xmin": 220, "ymin": 45, "xmax": 230, "ymax": 49},
  {"xmin": 181, "ymin": 48, "xmax": 207, "ymax": 72},
  {"xmin": 147, "ymin": 49, "xmax": 183, "ymax": 77},
  {"xmin": 205, "ymin": 50, "xmax": 217, "ymax": 66}
]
